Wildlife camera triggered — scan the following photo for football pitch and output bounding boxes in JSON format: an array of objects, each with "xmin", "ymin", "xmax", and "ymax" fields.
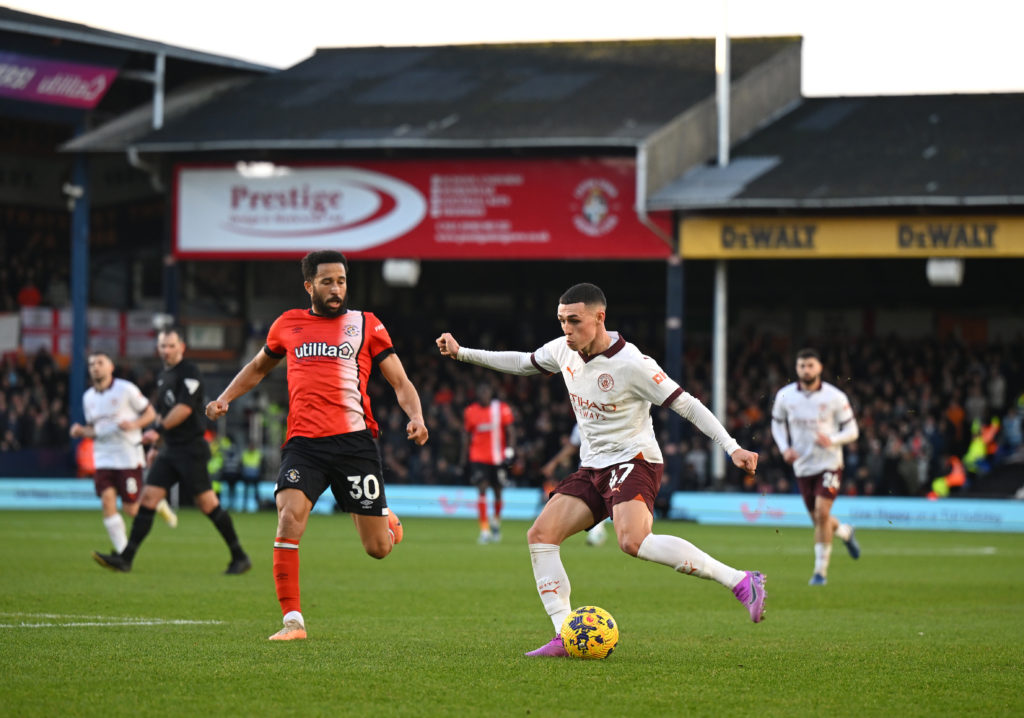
[{"xmin": 2, "ymin": 509, "xmax": 1022, "ymax": 717}]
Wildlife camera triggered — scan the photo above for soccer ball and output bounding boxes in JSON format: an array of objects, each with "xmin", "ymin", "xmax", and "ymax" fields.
[{"xmin": 560, "ymin": 606, "xmax": 619, "ymax": 659}]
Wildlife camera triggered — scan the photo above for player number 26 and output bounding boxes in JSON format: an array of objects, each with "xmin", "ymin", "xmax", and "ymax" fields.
[
  {"xmin": 346, "ymin": 474, "xmax": 381, "ymax": 500},
  {"xmin": 821, "ymin": 471, "xmax": 840, "ymax": 491}
]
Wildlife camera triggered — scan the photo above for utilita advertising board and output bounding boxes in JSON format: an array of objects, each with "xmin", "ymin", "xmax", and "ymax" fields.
[
  {"xmin": 0, "ymin": 51, "xmax": 118, "ymax": 109},
  {"xmin": 173, "ymin": 159, "xmax": 671, "ymax": 259}
]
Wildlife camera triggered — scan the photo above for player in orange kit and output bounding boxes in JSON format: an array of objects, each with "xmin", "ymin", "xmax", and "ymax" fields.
[
  {"xmin": 206, "ymin": 250, "xmax": 428, "ymax": 640},
  {"xmin": 463, "ymin": 382, "xmax": 516, "ymax": 543}
]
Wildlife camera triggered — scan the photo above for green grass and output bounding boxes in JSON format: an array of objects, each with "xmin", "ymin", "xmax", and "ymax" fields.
[{"xmin": 1, "ymin": 510, "xmax": 1023, "ymax": 717}]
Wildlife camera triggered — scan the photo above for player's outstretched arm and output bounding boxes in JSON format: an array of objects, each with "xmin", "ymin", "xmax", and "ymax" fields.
[
  {"xmin": 437, "ymin": 332, "xmax": 539, "ymax": 376},
  {"xmin": 730, "ymin": 448, "xmax": 759, "ymax": 473},
  {"xmin": 206, "ymin": 349, "xmax": 281, "ymax": 420},
  {"xmin": 436, "ymin": 332, "xmax": 461, "ymax": 358},
  {"xmin": 379, "ymin": 354, "xmax": 429, "ymax": 446},
  {"xmin": 669, "ymin": 391, "xmax": 742, "ymax": 454}
]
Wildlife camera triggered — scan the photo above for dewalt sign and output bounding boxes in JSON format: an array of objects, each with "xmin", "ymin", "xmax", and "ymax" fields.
[{"xmin": 680, "ymin": 217, "xmax": 1024, "ymax": 258}]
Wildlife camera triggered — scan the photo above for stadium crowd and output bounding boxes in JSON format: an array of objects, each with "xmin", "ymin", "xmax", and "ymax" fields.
[
  {"xmin": 369, "ymin": 331, "xmax": 1024, "ymax": 498},
  {"xmin": 0, "ymin": 209, "xmax": 70, "ymax": 311},
  {"xmin": 0, "ymin": 348, "xmax": 71, "ymax": 452},
  {"xmin": 3, "ymin": 332, "xmax": 1022, "ymax": 498}
]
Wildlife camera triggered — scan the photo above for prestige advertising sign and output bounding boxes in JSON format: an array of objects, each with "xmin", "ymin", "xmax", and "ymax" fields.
[{"xmin": 173, "ymin": 159, "xmax": 671, "ymax": 259}]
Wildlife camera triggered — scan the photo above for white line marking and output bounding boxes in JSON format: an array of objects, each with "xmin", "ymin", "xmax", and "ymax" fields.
[
  {"xmin": 0, "ymin": 612, "xmax": 223, "ymax": 629},
  {"xmin": 746, "ymin": 546, "xmax": 1000, "ymax": 556}
]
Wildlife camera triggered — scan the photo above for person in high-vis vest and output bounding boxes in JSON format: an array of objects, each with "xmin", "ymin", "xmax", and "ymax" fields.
[{"xmin": 240, "ymin": 440, "xmax": 264, "ymax": 512}]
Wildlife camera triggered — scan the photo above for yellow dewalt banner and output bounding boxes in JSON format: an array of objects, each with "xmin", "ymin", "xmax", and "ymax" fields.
[{"xmin": 679, "ymin": 216, "xmax": 1024, "ymax": 258}]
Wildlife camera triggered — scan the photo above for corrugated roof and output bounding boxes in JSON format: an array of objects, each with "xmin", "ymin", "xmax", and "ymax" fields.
[
  {"xmin": 124, "ymin": 37, "xmax": 799, "ymax": 152},
  {"xmin": 650, "ymin": 94, "xmax": 1024, "ymax": 209}
]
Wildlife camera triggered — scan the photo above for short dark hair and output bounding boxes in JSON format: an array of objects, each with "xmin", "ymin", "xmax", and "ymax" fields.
[
  {"xmin": 158, "ymin": 325, "xmax": 186, "ymax": 343},
  {"xmin": 87, "ymin": 350, "xmax": 113, "ymax": 362},
  {"xmin": 301, "ymin": 250, "xmax": 348, "ymax": 282},
  {"xmin": 796, "ymin": 347, "xmax": 820, "ymax": 361},
  {"xmin": 559, "ymin": 283, "xmax": 607, "ymax": 308}
]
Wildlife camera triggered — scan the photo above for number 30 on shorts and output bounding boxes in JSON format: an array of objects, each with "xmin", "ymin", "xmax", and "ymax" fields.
[{"xmin": 346, "ymin": 474, "xmax": 381, "ymax": 500}]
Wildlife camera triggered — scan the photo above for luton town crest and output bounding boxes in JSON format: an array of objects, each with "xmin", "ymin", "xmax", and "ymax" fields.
[{"xmin": 572, "ymin": 179, "xmax": 619, "ymax": 237}]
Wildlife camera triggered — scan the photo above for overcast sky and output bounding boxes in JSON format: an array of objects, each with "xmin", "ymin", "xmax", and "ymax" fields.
[{"xmin": 8, "ymin": 0, "xmax": 1024, "ymax": 96}]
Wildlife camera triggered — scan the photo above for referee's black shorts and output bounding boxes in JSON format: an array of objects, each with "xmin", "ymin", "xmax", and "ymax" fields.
[{"xmin": 147, "ymin": 438, "xmax": 212, "ymax": 496}]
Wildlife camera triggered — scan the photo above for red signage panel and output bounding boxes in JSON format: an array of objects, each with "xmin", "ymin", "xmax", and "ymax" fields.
[{"xmin": 174, "ymin": 158, "xmax": 671, "ymax": 259}]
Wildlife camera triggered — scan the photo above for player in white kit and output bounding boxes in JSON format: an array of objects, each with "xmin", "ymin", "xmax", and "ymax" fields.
[
  {"xmin": 771, "ymin": 348, "xmax": 861, "ymax": 586},
  {"xmin": 438, "ymin": 283, "xmax": 766, "ymax": 657},
  {"xmin": 70, "ymin": 351, "xmax": 177, "ymax": 554}
]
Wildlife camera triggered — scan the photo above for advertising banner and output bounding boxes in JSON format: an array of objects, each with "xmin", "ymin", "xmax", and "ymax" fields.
[
  {"xmin": 680, "ymin": 216, "xmax": 1024, "ymax": 258},
  {"xmin": 0, "ymin": 51, "xmax": 118, "ymax": 109},
  {"xmin": 174, "ymin": 159, "xmax": 671, "ymax": 259},
  {"xmin": 668, "ymin": 493, "xmax": 1024, "ymax": 532},
  {"xmin": 4, "ymin": 480, "xmax": 1023, "ymax": 532}
]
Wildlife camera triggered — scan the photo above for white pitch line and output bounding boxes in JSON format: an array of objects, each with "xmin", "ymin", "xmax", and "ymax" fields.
[
  {"xmin": 740, "ymin": 546, "xmax": 1000, "ymax": 556},
  {"xmin": 1, "ymin": 612, "xmax": 172, "ymax": 620},
  {"xmin": 1, "ymin": 620, "xmax": 223, "ymax": 629},
  {"xmin": 0, "ymin": 612, "xmax": 223, "ymax": 629}
]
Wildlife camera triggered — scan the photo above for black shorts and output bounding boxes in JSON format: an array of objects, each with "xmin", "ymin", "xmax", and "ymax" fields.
[
  {"xmin": 147, "ymin": 439, "xmax": 212, "ymax": 496},
  {"xmin": 553, "ymin": 458, "xmax": 663, "ymax": 526},
  {"xmin": 276, "ymin": 430, "xmax": 388, "ymax": 516},
  {"xmin": 468, "ymin": 462, "xmax": 508, "ymax": 491}
]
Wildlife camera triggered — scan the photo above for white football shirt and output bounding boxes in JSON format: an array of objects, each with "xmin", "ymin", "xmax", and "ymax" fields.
[
  {"xmin": 531, "ymin": 332, "xmax": 682, "ymax": 468},
  {"xmin": 82, "ymin": 378, "xmax": 150, "ymax": 469},
  {"xmin": 771, "ymin": 381, "xmax": 857, "ymax": 477}
]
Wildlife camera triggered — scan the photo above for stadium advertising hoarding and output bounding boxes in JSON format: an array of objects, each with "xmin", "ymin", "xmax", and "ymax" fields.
[
  {"xmin": 173, "ymin": 159, "xmax": 671, "ymax": 259},
  {"xmin": 0, "ymin": 51, "xmax": 118, "ymax": 109},
  {"xmin": 5, "ymin": 480, "xmax": 1023, "ymax": 532},
  {"xmin": 680, "ymin": 216, "xmax": 1024, "ymax": 258}
]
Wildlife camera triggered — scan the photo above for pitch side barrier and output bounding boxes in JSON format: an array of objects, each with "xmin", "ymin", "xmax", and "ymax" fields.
[{"xmin": 3, "ymin": 480, "xmax": 1023, "ymax": 532}]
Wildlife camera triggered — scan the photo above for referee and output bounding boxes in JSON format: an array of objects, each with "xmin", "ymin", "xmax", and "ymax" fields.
[{"xmin": 92, "ymin": 326, "xmax": 251, "ymax": 575}]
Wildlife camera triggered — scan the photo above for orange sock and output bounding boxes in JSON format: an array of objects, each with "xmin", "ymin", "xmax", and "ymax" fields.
[
  {"xmin": 478, "ymin": 496, "xmax": 489, "ymax": 531},
  {"xmin": 273, "ymin": 537, "xmax": 301, "ymax": 617}
]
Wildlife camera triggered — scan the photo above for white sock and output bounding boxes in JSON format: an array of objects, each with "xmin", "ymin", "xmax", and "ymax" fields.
[
  {"xmin": 103, "ymin": 514, "xmax": 128, "ymax": 553},
  {"xmin": 529, "ymin": 543, "xmax": 571, "ymax": 633},
  {"xmin": 637, "ymin": 534, "xmax": 745, "ymax": 589},
  {"xmin": 283, "ymin": 610, "xmax": 304, "ymax": 627},
  {"xmin": 835, "ymin": 523, "xmax": 852, "ymax": 542},
  {"xmin": 814, "ymin": 542, "xmax": 832, "ymax": 576}
]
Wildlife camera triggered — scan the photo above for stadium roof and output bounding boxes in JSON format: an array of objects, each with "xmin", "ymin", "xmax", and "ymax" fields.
[
  {"xmin": 0, "ymin": 6, "xmax": 274, "ymax": 129},
  {"xmin": 650, "ymin": 94, "xmax": 1024, "ymax": 210},
  {"xmin": 0, "ymin": 6, "xmax": 275, "ymax": 73},
  {"xmin": 117, "ymin": 37, "xmax": 800, "ymax": 152}
]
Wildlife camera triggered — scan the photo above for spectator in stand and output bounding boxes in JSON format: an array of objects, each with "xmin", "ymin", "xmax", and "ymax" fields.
[
  {"xmin": 964, "ymin": 381, "xmax": 989, "ymax": 426},
  {"xmin": 1001, "ymin": 405, "xmax": 1022, "ymax": 456},
  {"xmin": 16, "ymin": 274, "xmax": 42, "ymax": 307}
]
